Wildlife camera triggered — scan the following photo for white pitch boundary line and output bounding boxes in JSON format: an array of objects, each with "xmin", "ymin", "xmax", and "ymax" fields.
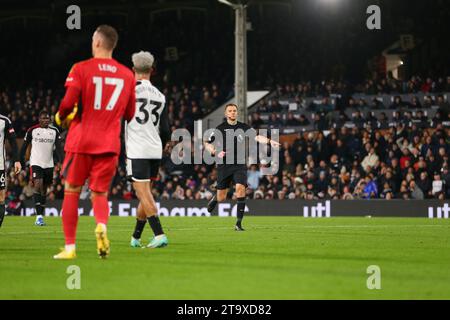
[{"xmin": 1, "ymin": 224, "xmax": 448, "ymax": 235}]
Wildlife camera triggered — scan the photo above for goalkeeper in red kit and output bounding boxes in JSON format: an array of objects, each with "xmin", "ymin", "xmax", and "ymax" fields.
[{"xmin": 53, "ymin": 25, "xmax": 135, "ymax": 259}]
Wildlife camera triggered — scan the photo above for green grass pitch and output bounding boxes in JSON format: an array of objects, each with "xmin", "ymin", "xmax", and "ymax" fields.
[{"xmin": 1, "ymin": 216, "xmax": 450, "ymax": 299}]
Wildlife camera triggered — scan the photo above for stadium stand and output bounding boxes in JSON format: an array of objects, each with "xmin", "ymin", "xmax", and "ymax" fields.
[{"xmin": 1, "ymin": 75, "xmax": 449, "ymax": 208}]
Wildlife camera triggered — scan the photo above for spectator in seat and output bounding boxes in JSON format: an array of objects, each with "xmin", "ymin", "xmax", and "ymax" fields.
[
  {"xmin": 341, "ymin": 186, "xmax": 354, "ymax": 200},
  {"xmin": 410, "ymin": 96, "xmax": 422, "ymax": 109},
  {"xmin": 421, "ymin": 77, "xmax": 433, "ymax": 93},
  {"xmin": 380, "ymin": 182, "xmax": 393, "ymax": 199},
  {"xmin": 417, "ymin": 171, "xmax": 432, "ymax": 198},
  {"xmin": 399, "ymin": 148, "xmax": 412, "ymax": 169},
  {"xmin": 298, "ymin": 114, "xmax": 310, "ymax": 126},
  {"xmin": 283, "ymin": 156, "xmax": 296, "ymax": 175},
  {"xmin": 432, "ymin": 172, "xmax": 445, "ymax": 197},
  {"xmin": 436, "ymin": 95, "xmax": 450, "ymax": 116},
  {"xmin": 286, "ymin": 112, "xmax": 300, "ymax": 126},
  {"xmin": 200, "ymin": 91, "xmax": 216, "ymax": 114},
  {"xmin": 358, "ymin": 98, "xmax": 368, "ymax": 109},
  {"xmin": 371, "ymin": 98, "xmax": 385, "ymax": 109},
  {"xmin": 390, "ymin": 96, "xmax": 407, "ymax": 109},
  {"xmin": 409, "ymin": 180, "xmax": 424, "ymax": 200},
  {"xmin": 431, "ymin": 110, "xmax": 443, "ymax": 127},
  {"xmin": 251, "ymin": 113, "xmax": 264, "ymax": 128},
  {"xmin": 268, "ymin": 113, "xmax": 282, "ymax": 128},
  {"xmin": 366, "ymin": 111, "xmax": 378, "ymax": 128},
  {"xmin": 247, "ymin": 165, "xmax": 262, "ymax": 190},
  {"xmin": 313, "ymin": 113, "xmax": 328, "ymax": 131},
  {"xmin": 363, "ymin": 175, "xmax": 378, "ymax": 199},
  {"xmin": 352, "ymin": 111, "xmax": 366, "ymax": 129},
  {"xmin": 423, "ymin": 95, "xmax": 434, "ymax": 108},
  {"xmin": 434, "ymin": 77, "xmax": 446, "ymax": 93},
  {"xmin": 191, "ymin": 104, "xmax": 204, "ymax": 121},
  {"xmin": 442, "ymin": 166, "xmax": 450, "ymax": 197},
  {"xmin": 414, "ymin": 110, "xmax": 428, "ymax": 127},
  {"xmin": 377, "ymin": 112, "xmax": 389, "ymax": 129},
  {"xmin": 346, "ymin": 97, "xmax": 357, "ymax": 110},
  {"xmin": 318, "ymin": 97, "xmax": 333, "ymax": 113},
  {"xmin": 361, "ymin": 147, "xmax": 379, "ymax": 172}
]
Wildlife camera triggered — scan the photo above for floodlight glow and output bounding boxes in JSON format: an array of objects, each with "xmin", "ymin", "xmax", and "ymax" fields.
[{"xmin": 218, "ymin": 0, "xmax": 236, "ymax": 7}]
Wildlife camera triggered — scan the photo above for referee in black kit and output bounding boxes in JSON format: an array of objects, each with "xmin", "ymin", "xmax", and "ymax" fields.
[{"xmin": 204, "ymin": 103, "xmax": 280, "ymax": 231}]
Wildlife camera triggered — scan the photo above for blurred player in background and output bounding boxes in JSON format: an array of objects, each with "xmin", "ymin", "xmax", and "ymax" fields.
[
  {"xmin": 53, "ymin": 25, "xmax": 135, "ymax": 259},
  {"xmin": 20, "ymin": 110, "xmax": 63, "ymax": 226},
  {"xmin": 127, "ymin": 51, "xmax": 170, "ymax": 248},
  {"xmin": 0, "ymin": 114, "xmax": 21, "ymax": 228}
]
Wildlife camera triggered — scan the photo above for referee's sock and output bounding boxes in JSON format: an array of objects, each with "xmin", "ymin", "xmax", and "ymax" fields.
[
  {"xmin": 236, "ymin": 197, "xmax": 246, "ymax": 227},
  {"xmin": 207, "ymin": 194, "xmax": 218, "ymax": 213},
  {"xmin": 132, "ymin": 219, "xmax": 147, "ymax": 239},
  {"xmin": 0, "ymin": 202, "xmax": 5, "ymax": 227},
  {"xmin": 147, "ymin": 215, "xmax": 164, "ymax": 236}
]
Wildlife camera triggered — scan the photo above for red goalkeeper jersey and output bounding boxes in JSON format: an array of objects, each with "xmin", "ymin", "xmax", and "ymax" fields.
[{"xmin": 62, "ymin": 57, "xmax": 135, "ymax": 155}]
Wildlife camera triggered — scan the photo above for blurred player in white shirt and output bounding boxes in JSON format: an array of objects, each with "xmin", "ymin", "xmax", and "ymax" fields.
[
  {"xmin": 20, "ymin": 110, "xmax": 63, "ymax": 226},
  {"xmin": 0, "ymin": 114, "xmax": 21, "ymax": 228},
  {"xmin": 126, "ymin": 51, "xmax": 170, "ymax": 248}
]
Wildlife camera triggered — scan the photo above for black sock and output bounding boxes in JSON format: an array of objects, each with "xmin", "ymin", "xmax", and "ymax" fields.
[
  {"xmin": 147, "ymin": 215, "xmax": 164, "ymax": 236},
  {"xmin": 33, "ymin": 193, "xmax": 44, "ymax": 216},
  {"xmin": 132, "ymin": 219, "xmax": 147, "ymax": 239},
  {"xmin": 209, "ymin": 194, "xmax": 217, "ymax": 206},
  {"xmin": 40, "ymin": 193, "xmax": 46, "ymax": 215},
  {"xmin": 237, "ymin": 197, "xmax": 246, "ymax": 227},
  {"xmin": 0, "ymin": 202, "xmax": 5, "ymax": 227},
  {"xmin": 41, "ymin": 193, "xmax": 47, "ymax": 206}
]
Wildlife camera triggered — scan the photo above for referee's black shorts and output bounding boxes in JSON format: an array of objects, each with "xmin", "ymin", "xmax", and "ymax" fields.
[{"xmin": 216, "ymin": 165, "xmax": 248, "ymax": 190}]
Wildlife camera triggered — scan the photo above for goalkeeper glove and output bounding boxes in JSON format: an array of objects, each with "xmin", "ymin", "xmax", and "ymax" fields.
[{"xmin": 55, "ymin": 105, "xmax": 78, "ymax": 129}]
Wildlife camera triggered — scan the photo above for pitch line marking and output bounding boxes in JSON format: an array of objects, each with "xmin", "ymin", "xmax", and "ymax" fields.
[{"xmin": 1, "ymin": 224, "xmax": 448, "ymax": 235}]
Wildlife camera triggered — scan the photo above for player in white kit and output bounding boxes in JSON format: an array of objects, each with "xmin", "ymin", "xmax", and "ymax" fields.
[
  {"xmin": 0, "ymin": 114, "xmax": 22, "ymax": 228},
  {"xmin": 20, "ymin": 111, "xmax": 63, "ymax": 226},
  {"xmin": 126, "ymin": 51, "xmax": 170, "ymax": 248}
]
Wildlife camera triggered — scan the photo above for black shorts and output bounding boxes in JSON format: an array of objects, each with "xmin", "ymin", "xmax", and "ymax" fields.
[
  {"xmin": 127, "ymin": 159, "xmax": 160, "ymax": 182},
  {"xmin": 31, "ymin": 166, "xmax": 54, "ymax": 185},
  {"xmin": 0, "ymin": 170, "xmax": 5, "ymax": 190},
  {"xmin": 216, "ymin": 165, "xmax": 248, "ymax": 190}
]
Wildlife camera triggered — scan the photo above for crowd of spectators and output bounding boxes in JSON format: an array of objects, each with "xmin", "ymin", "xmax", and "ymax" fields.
[
  {"xmin": 1, "ymin": 77, "xmax": 450, "ymax": 207},
  {"xmin": 0, "ymin": 83, "xmax": 226, "ymax": 210},
  {"xmin": 266, "ymin": 124, "xmax": 450, "ymax": 200},
  {"xmin": 266, "ymin": 76, "xmax": 450, "ymax": 101},
  {"xmin": 250, "ymin": 76, "xmax": 450, "ymax": 130}
]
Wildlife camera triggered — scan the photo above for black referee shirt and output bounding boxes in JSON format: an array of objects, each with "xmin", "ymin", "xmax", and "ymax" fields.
[{"xmin": 207, "ymin": 121, "xmax": 256, "ymax": 168}]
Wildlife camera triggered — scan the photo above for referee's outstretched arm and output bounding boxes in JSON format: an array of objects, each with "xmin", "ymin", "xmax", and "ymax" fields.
[{"xmin": 255, "ymin": 134, "xmax": 281, "ymax": 148}]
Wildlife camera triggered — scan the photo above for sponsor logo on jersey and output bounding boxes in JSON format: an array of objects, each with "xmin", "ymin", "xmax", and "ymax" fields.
[{"xmin": 33, "ymin": 138, "xmax": 55, "ymax": 143}]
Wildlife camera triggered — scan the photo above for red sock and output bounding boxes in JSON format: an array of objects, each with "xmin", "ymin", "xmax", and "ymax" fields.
[
  {"xmin": 92, "ymin": 195, "xmax": 109, "ymax": 225},
  {"xmin": 62, "ymin": 191, "xmax": 80, "ymax": 245}
]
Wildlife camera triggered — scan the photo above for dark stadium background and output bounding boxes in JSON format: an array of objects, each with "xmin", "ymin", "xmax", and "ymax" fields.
[{"xmin": 0, "ymin": 0, "xmax": 449, "ymax": 213}]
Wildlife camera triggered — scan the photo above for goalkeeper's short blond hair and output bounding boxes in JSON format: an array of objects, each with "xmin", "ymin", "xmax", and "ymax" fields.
[{"xmin": 132, "ymin": 51, "xmax": 154, "ymax": 74}]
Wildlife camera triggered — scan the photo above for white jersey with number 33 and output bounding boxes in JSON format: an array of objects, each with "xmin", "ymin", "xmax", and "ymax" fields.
[{"xmin": 125, "ymin": 79, "xmax": 166, "ymax": 159}]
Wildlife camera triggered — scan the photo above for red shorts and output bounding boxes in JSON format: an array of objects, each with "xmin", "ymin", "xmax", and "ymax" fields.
[{"xmin": 61, "ymin": 152, "xmax": 118, "ymax": 193}]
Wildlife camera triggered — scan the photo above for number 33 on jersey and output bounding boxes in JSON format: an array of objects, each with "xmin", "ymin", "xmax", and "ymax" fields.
[{"xmin": 125, "ymin": 79, "xmax": 166, "ymax": 159}]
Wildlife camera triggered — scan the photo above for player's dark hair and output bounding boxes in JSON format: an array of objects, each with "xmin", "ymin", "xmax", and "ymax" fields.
[
  {"xmin": 96, "ymin": 25, "xmax": 119, "ymax": 50},
  {"xmin": 225, "ymin": 103, "xmax": 238, "ymax": 111},
  {"xmin": 39, "ymin": 110, "xmax": 49, "ymax": 118}
]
